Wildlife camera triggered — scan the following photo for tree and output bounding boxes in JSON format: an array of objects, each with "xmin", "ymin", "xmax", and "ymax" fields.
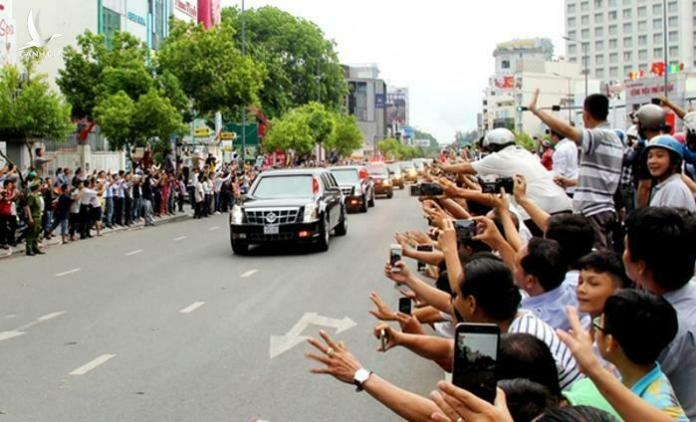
[
  {"xmin": 325, "ymin": 114, "xmax": 363, "ymax": 157},
  {"xmin": 0, "ymin": 50, "xmax": 73, "ymax": 173},
  {"xmin": 263, "ymin": 110, "xmax": 314, "ymax": 156},
  {"xmin": 157, "ymin": 19, "xmax": 265, "ymax": 121},
  {"xmin": 92, "ymin": 91, "xmax": 135, "ymax": 151},
  {"xmin": 222, "ymin": 6, "xmax": 347, "ymax": 118},
  {"xmin": 295, "ymin": 102, "xmax": 334, "ymax": 145},
  {"xmin": 378, "ymin": 138, "xmax": 401, "ymax": 161},
  {"xmin": 515, "ymin": 131, "xmax": 536, "ymax": 152}
]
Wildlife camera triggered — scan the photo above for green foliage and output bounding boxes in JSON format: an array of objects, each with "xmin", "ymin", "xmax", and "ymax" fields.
[
  {"xmin": 0, "ymin": 50, "xmax": 73, "ymax": 144},
  {"xmin": 326, "ymin": 114, "xmax": 363, "ymax": 157},
  {"xmin": 222, "ymin": 6, "xmax": 347, "ymax": 118},
  {"xmin": 157, "ymin": 19, "xmax": 265, "ymax": 120},
  {"xmin": 263, "ymin": 110, "xmax": 314, "ymax": 155},
  {"xmin": 294, "ymin": 102, "xmax": 334, "ymax": 144},
  {"xmin": 514, "ymin": 131, "xmax": 536, "ymax": 152},
  {"xmin": 134, "ymin": 88, "xmax": 186, "ymax": 144},
  {"xmin": 378, "ymin": 138, "xmax": 401, "ymax": 161},
  {"xmin": 93, "ymin": 91, "xmax": 135, "ymax": 150}
]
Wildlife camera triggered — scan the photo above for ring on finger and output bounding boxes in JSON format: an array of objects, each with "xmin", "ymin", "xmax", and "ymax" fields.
[
  {"xmin": 326, "ymin": 347, "xmax": 335, "ymax": 357},
  {"xmin": 456, "ymin": 418, "xmax": 463, "ymax": 422}
]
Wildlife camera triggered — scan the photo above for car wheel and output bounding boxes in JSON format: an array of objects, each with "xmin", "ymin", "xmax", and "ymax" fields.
[
  {"xmin": 368, "ymin": 191, "xmax": 376, "ymax": 207},
  {"xmin": 335, "ymin": 210, "xmax": 348, "ymax": 236},
  {"xmin": 387, "ymin": 190, "xmax": 393, "ymax": 199},
  {"xmin": 316, "ymin": 214, "xmax": 330, "ymax": 252},
  {"xmin": 231, "ymin": 241, "xmax": 248, "ymax": 255}
]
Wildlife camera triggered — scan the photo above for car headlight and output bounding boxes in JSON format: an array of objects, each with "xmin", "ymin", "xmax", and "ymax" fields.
[
  {"xmin": 383, "ymin": 179, "xmax": 391, "ymax": 187},
  {"xmin": 303, "ymin": 203, "xmax": 319, "ymax": 223},
  {"xmin": 231, "ymin": 205, "xmax": 244, "ymax": 224}
]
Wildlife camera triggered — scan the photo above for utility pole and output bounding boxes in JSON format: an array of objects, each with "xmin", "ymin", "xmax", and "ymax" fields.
[
  {"xmin": 663, "ymin": 0, "xmax": 669, "ymax": 99},
  {"xmin": 241, "ymin": 0, "xmax": 246, "ymax": 165}
]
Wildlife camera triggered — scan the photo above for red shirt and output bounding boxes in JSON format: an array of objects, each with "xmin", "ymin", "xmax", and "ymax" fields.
[
  {"xmin": 0, "ymin": 188, "xmax": 16, "ymax": 215},
  {"xmin": 541, "ymin": 149, "xmax": 554, "ymax": 171}
]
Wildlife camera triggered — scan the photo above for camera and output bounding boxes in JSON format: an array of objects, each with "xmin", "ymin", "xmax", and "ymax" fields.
[
  {"xmin": 389, "ymin": 244, "xmax": 403, "ymax": 272},
  {"xmin": 416, "ymin": 244, "xmax": 433, "ymax": 271},
  {"xmin": 410, "ymin": 183, "xmax": 443, "ymax": 197},
  {"xmin": 454, "ymin": 220, "xmax": 477, "ymax": 243},
  {"xmin": 479, "ymin": 177, "xmax": 514, "ymax": 194}
]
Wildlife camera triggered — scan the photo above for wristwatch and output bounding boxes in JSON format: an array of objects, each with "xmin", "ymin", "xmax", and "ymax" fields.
[{"xmin": 353, "ymin": 368, "xmax": 373, "ymax": 392}]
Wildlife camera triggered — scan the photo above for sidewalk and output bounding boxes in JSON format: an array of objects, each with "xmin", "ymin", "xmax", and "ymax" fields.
[{"xmin": 1, "ymin": 205, "xmax": 196, "ymax": 259}]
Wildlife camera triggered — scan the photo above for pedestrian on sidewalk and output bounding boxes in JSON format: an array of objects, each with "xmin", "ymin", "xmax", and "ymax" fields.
[
  {"xmin": 49, "ymin": 184, "xmax": 71, "ymax": 244},
  {"xmin": 69, "ymin": 180, "xmax": 82, "ymax": 241},
  {"xmin": 124, "ymin": 173, "xmax": 133, "ymax": 226},
  {"xmin": 0, "ymin": 178, "xmax": 19, "ymax": 249},
  {"xmin": 24, "ymin": 180, "xmax": 45, "ymax": 256},
  {"xmin": 194, "ymin": 173, "xmax": 205, "ymax": 219},
  {"xmin": 160, "ymin": 171, "xmax": 170, "ymax": 216},
  {"xmin": 41, "ymin": 177, "xmax": 55, "ymax": 240},
  {"xmin": 141, "ymin": 172, "xmax": 155, "ymax": 226},
  {"xmin": 103, "ymin": 172, "xmax": 114, "ymax": 228}
]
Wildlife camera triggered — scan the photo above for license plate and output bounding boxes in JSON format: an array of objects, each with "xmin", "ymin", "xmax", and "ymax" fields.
[{"xmin": 264, "ymin": 225, "xmax": 279, "ymax": 235}]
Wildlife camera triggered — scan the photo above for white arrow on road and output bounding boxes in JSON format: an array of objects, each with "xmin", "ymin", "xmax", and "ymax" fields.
[{"xmin": 269, "ymin": 312, "xmax": 357, "ymax": 359}]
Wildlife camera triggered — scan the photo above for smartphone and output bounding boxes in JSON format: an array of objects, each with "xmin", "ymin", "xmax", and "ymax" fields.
[
  {"xmin": 453, "ymin": 323, "xmax": 500, "ymax": 404},
  {"xmin": 399, "ymin": 297, "xmax": 412, "ymax": 315},
  {"xmin": 389, "ymin": 244, "xmax": 403, "ymax": 272},
  {"xmin": 416, "ymin": 244, "xmax": 433, "ymax": 271},
  {"xmin": 454, "ymin": 220, "xmax": 477, "ymax": 243},
  {"xmin": 380, "ymin": 329, "xmax": 389, "ymax": 351}
]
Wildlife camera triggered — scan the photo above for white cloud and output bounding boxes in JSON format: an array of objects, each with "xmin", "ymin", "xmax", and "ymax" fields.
[{"xmin": 222, "ymin": 0, "xmax": 565, "ymax": 143}]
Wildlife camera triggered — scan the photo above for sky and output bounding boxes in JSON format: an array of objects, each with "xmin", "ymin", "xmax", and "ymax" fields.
[{"xmin": 221, "ymin": 0, "xmax": 565, "ymax": 144}]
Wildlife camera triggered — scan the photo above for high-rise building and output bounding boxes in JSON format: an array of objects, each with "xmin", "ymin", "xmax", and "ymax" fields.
[
  {"xmin": 386, "ymin": 86, "xmax": 410, "ymax": 141},
  {"xmin": 564, "ymin": 0, "xmax": 695, "ymax": 82},
  {"xmin": 344, "ymin": 64, "xmax": 387, "ymax": 157}
]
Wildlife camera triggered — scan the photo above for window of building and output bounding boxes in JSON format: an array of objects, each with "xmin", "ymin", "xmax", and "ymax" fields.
[
  {"xmin": 568, "ymin": 3, "xmax": 577, "ymax": 13},
  {"xmin": 638, "ymin": 35, "xmax": 647, "ymax": 46},
  {"xmin": 152, "ymin": 0, "xmax": 165, "ymax": 50},
  {"xmin": 596, "ymin": 40, "xmax": 605, "ymax": 51},
  {"xmin": 669, "ymin": 46, "xmax": 679, "ymax": 58},
  {"xmin": 624, "ymin": 64, "xmax": 633, "ymax": 75},
  {"xmin": 596, "ymin": 68, "xmax": 605, "ymax": 78},
  {"xmin": 637, "ymin": 6, "xmax": 647, "ymax": 17},
  {"xmin": 608, "ymin": 10, "xmax": 618, "ymax": 20},
  {"xmin": 652, "ymin": 3, "xmax": 661, "ymax": 14},
  {"xmin": 595, "ymin": 13, "xmax": 604, "ymax": 23},
  {"xmin": 569, "ymin": 45, "xmax": 578, "ymax": 55},
  {"xmin": 653, "ymin": 33, "xmax": 663, "ymax": 44},
  {"xmin": 101, "ymin": 7, "xmax": 121, "ymax": 50},
  {"xmin": 608, "ymin": 24, "xmax": 618, "ymax": 35},
  {"xmin": 638, "ymin": 49, "xmax": 648, "ymax": 61},
  {"xmin": 501, "ymin": 60, "xmax": 511, "ymax": 69},
  {"xmin": 622, "ymin": 0, "xmax": 631, "ymax": 4},
  {"xmin": 667, "ymin": 1, "xmax": 677, "ymax": 13},
  {"xmin": 668, "ymin": 16, "xmax": 678, "ymax": 27},
  {"xmin": 639, "ymin": 63, "xmax": 648, "ymax": 72},
  {"xmin": 581, "ymin": 1, "xmax": 589, "ymax": 12},
  {"xmin": 595, "ymin": 27, "xmax": 604, "ymax": 37},
  {"xmin": 609, "ymin": 67, "xmax": 618, "ymax": 78},
  {"xmin": 610, "ymin": 52, "xmax": 618, "ymax": 63},
  {"xmin": 623, "ymin": 36, "xmax": 633, "ymax": 47},
  {"xmin": 623, "ymin": 22, "xmax": 632, "ymax": 33},
  {"xmin": 568, "ymin": 17, "xmax": 576, "ymax": 27},
  {"xmin": 608, "ymin": 0, "xmax": 617, "ymax": 6},
  {"xmin": 668, "ymin": 31, "xmax": 678, "ymax": 42},
  {"xmin": 622, "ymin": 8, "xmax": 632, "ymax": 19},
  {"xmin": 596, "ymin": 54, "xmax": 605, "ymax": 65},
  {"xmin": 654, "ymin": 47, "xmax": 663, "ymax": 59},
  {"xmin": 594, "ymin": 0, "xmax": 603, "ymax": 7},
  {"xmin": 582, "ymin": 29, "xmax": 591, "ymax": 39},
  {"xmin": 581, "ymin": 15, "xmax": 590, "ymax": 25},
  {"xmin": 609, "ymin": 38, "xmax": 618, "ymax": 49},
  {"xmin": 624, "ymin": 51, "xmax": 633, "ymax": 61},
  {"xmin": 653, "ymin": 18, "xmax": 663, "ymax": 30}
]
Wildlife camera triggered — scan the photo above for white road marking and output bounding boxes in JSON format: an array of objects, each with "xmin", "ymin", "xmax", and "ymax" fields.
[
  {"xmin": 56, "ymin": 268, "xmax": 81, "ymax": 277},
  {"xmin": 179, "ymin": 301, "xmax": 205, "ymax": 314},
  {"xmin": 269, "ymin": 313, "xmax": 357, "ymax": 359},
  {"xmin": 0, "ymin": 331, "xmax": 25, "ymax": 342},
  {"xmin": 16, "ymin": 311, "xmax": 66, "ymax": 331},
  {"xmin": 240, "ymin": 269, "xmax": 258, "ymax": 278},
  {"xmin": 69, "ymin": 354, "xmax": 116, "ymax": 376},
  {"xmin": 173, "ymin": 236, "xmax": 187, "ymax": 242},
  {"xmin": 209, "ymin": 226, "xmax": 220, "ymax": 231},
  {"xmin": 125, "ymin": 249, "xmax": 144, "ymax": 256},
  {"xmin": 4, "ymin": 314, "xmax": 17, "ymax": 319}
]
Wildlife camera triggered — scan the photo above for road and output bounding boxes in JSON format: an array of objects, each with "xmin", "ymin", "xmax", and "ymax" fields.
[{"xmin": 0, "ymin": 188, "xmax": 443, "ymax": 422}]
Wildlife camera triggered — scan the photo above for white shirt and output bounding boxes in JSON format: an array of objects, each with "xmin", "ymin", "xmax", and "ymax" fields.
[
  {"xmin": 552, "ymin": 139, "xmax": 579, "ymax": 195},
  {"xmin": 81, "ymin": 188, "xmax": 98, "ymax": 207},
  {"xmin": 471, "ymin": 146, "xmax": 573, "ymax": 218},
  {"xmin": 650, "ymin": 174, "xmax": 696, "ymax": 211}
]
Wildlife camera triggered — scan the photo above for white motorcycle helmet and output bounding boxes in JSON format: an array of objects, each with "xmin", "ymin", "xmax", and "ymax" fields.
[{"xmin": 482, "ymin": 128, "xmax": 516, "ymax": 150}]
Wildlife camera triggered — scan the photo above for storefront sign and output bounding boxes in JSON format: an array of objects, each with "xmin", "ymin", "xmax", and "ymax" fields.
[
  {"xmin": 127, "ymin": 12, "xmax": 146, "ymax": 26},
  {"xmin": 175, "ymin": 0, "xmax": 197, "ymax": 18}
]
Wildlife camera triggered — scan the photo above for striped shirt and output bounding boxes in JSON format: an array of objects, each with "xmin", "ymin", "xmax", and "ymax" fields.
[
  {"xmin": 573, "ymin": 123, "xmax": 624, "ymax": 217},
  {"xmin": 509, "ymin": 311, "xmax": 583, "ymax": 390}
]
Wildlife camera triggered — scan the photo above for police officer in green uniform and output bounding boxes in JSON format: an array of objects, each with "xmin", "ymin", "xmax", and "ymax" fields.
[{"xmin": 24, "ymin": 180, "xmax": 45, "ymax": 256}]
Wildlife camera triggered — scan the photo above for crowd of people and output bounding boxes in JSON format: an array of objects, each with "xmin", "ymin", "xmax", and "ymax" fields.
[
  {"xmin": 304, "ymin": 91, "xmax": 696, "ymax": 422},
  {"xmin": 0, "ymin": 149, "xmax": 257, "ymax": 256}
]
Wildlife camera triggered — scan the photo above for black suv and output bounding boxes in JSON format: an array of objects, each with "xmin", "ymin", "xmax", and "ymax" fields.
[
  {"xmin": 329, "ymin": 166, "xmax": 375, "ymax": 213},
  {"xmin": 229, "ymin": 168, "xmax": 347, "ymax": 254}
]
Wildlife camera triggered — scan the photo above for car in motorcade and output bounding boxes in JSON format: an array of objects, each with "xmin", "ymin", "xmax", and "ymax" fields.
[
  {"xmin": 387, "ymin": 163, "xmax": 405, "ymax": 189},
  {"xmin": 366, "ymin": 163, "xmax": 394, "ymax": 198},
  {"xmin": 412, "ymin": 159, "xmax": 427, "ymax": 175},
  {"xmin": 229, "ymin": 168, "xmax": 347, "ymax": 254},
  {"xmin": 399, "ymin": 161, "xmax": 418, "ymax": 183},
  {"xmin": 329, "ymin": 166, "xmax": 375, "ymax": 213}
]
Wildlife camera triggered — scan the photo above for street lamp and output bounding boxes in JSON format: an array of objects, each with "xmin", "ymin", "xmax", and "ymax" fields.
[
  {"xmin": 552, "ymin": 72, "xmax": 574, "ymax": 122},
  {"xmin": 563, "ymin": 36, "xmax": 589, "ymax": 99}
]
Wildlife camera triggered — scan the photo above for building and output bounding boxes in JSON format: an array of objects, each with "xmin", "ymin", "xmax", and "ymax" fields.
[
  {"xmin": 0, "ymin": 0, "xmax": 17, "ymax": 66},
  {"xmin": 197, "ymin": 0, "xmax": 221, "ymax": 29},
  {"xmin": 564, "ymin": 0, "xmax": 695, "ymax": 83},
  {"xmin": 386, "ymin": 86, "xmax": 410, "ymax": 141},
  {"xmin": 172, "ymin": 0, "xmax": 198, "ymax": 23},
  {"xmin": 344, "ymin": 64, "xmax": 387, "ymax": 157},
  {"xmin": 480, "ymin": 38, "xmax": 587, "ymax": 137}
]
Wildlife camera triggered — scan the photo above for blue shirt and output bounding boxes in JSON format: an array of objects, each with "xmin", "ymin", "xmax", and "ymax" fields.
[
  {"xmin": 630, "ymin": 363, "xmax": 688, "ymax": 421},
  {"xmin": 521, "ymin": 282, "xmax": 590, "ymax": 332}
]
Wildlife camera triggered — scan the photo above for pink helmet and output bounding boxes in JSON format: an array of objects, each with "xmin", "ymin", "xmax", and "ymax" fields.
[{"xmin": 673, "ymin": 132, "xmax": 686, "ymax": 144}]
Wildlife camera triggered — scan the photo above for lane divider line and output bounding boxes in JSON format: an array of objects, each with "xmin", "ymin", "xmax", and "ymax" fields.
[
  {"xmin": 56, "ymin": 268, "xmax": 81, "ymax": 277},
  {"xmin": 174, "ymin": 236, "xmax": 187, "ymax": 242},
  {"xmin": 241, "ymin": 269, "xmax": 258, "ymax": 278},
  {"xmin": 70, "ymin": 354, "xmax": 116, "ymax": 376},
  {"xmin": 125, "ymin": 249, "xmax": 144, "ymax": 256},
  {"xmin": 209, "ymin": 226, "xmax": 220, "ymax": 231},
  {"xmin": 179, "ymin": 301, "xmax": 205, "ymax": 314}
]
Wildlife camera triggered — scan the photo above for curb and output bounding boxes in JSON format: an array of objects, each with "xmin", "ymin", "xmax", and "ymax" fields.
[{"xmin": 1, "ymin": 211, "xmax": 194, "ymax": 260}]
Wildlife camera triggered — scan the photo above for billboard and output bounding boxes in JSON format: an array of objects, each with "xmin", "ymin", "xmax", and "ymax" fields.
[
  {"xmin": 0, "ymin": 0, "xmax": 16, "ymax": 66},
  {"xmin": 386, "ymin": 92, "xmax": 407, "ymax": 126},
  {"xmin": 173, "ymin": 0, "xmax": 197, "ymax": 21}
]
